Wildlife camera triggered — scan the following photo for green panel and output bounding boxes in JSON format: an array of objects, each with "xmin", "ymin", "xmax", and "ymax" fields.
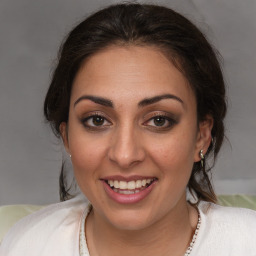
[{"xmin": 217, "ymin": 195, "xmax": 256, "ymax": 210}]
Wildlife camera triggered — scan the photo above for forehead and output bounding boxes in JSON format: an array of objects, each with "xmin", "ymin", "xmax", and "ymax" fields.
[{"xmin": 71, "ymin": 45, "xmax": 195, "ymax": 107}]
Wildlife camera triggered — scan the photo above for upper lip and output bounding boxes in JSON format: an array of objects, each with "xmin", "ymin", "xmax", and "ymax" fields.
[{"xmin": 100, "ymin": 175, "xmax": 157, "ymax": 182}]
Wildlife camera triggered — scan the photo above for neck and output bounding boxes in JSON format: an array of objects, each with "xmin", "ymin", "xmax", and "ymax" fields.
[{"xmin": 85, "ymin": 197, "xmax": 198, "ymax": 256}]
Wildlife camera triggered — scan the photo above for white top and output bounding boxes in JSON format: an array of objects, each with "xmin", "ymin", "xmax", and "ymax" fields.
[{"xmin": 1, "ymin": 195, "xmax": 256, "ymax": 256}]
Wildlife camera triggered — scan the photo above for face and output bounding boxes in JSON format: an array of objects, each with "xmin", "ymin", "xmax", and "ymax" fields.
[{"xmin": 61, "ymin": 46, "xmax": 212, "ymax": 230}]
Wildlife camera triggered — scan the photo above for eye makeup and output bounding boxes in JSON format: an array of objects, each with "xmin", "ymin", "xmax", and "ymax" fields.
[
  {"xmin": 142, "ymin": 111, "xmax": 180, "ymax": 132},
  {"xmin": 79, "ymin": 111, "xmax": 112, "ymax": 131},
  {"xmin": 76, "ymin": 106, "xmax": 181, "ymax": 133}
]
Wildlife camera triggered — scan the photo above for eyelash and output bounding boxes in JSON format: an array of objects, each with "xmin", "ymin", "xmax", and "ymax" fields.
[
  {"xmin": 81, "ymin": 113, "xmax": 112, "ymax": 130},
  {"xmin": 143, "ymin": 113, "xmax": 177, "ymax": 131},
  {"xmin": 81, "ymin": 112, "xmax": 177, "ymax": 131}
]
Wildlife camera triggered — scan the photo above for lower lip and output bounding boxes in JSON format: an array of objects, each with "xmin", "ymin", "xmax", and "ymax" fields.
[{"xmin": 102, "ymin": 180, "xmax": 157, "ymax": 204}]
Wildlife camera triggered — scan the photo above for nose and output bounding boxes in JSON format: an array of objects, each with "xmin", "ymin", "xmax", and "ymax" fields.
[{"xmin": 108, "ymin": 124, "xmax": 146, "ymax": 169}]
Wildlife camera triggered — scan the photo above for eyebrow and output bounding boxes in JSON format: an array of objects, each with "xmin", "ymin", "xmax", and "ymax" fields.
[
  {"xmin": 138, "ymin": 94, "xmax": 184, "ymax": 107},
  {"xmin": 74, "ymin": 93, "xmax": 183, "ymax": 108},
  {"xmin": 74, "ymin": 95, "xmax": 113, "ymax": 108}
]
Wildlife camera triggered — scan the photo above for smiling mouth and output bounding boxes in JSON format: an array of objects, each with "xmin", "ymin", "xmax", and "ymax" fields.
[{"xmin": 104, "ymin": 178, "xmax": 157, "ymax": 194}]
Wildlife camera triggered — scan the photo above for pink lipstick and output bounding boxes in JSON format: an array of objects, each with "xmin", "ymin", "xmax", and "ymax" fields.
[{"xmin": 101, "ymin": 177, "xmax": 157, "ymax": 204}]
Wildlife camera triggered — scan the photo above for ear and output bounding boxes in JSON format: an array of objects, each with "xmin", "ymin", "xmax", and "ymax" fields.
[
  {"xmin": 194, "ymin": 115, "xmax": 214, "ymax": 162},
  {"xmin": 59, "ymin": 122, "xmax": 70, "ymax": 154}
]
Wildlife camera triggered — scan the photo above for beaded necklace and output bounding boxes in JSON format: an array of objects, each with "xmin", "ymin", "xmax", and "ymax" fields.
[{"xmin": 79, "ymin": 207, "xmax": 201, "ymax": 256}]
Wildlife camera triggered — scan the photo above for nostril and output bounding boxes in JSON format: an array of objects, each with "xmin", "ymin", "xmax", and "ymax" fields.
[{"xmin": 108, "ymin": 145, "xmax": 146, "ymax": 168}]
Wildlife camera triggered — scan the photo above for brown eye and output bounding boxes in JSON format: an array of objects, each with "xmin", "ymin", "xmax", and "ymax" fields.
[
  {"xmin": 144, "ymin": 114, "xmax": 177, "ymax": 130},
  {"xmin": 82, "ymin": 114, "xmax": 111, "ymax": 129},
  {"xmin": 92, "ymin": 116, "xmax": 104, "ymax": 126},
  {"xmin": 153, "ymin": 116, "xmax": 167, "ymax": 127}
]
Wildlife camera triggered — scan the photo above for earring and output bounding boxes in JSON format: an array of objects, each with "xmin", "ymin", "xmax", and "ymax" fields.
[
  {"xmin": 69, "ymin": 154, "xmax": 71, "ymax": 158},
  {"xmin": 199, "ymin": 150, "xmax": 204, "ymax": 167}
]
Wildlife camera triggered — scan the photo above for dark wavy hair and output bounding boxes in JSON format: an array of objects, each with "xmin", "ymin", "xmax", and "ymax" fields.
[{"xmin": 44, "ymin": 3, "xmax": 226, "ymax": 203}]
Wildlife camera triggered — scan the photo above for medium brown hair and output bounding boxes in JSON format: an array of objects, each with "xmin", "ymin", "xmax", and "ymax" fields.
[{"xmin": 44, "ymin": 3, "xmax": 226, "ymax": 203}]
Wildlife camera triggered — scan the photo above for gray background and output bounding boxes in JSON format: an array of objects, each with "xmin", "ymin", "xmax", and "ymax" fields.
[{"xmin": 0, "ymin": 0, "xmax": 255, "ymax": 205}]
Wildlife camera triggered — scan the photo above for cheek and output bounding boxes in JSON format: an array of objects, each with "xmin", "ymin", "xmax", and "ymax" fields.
[
  {"xmin": 145, "ymin": 138, "xmax": 195, "ymax": 208},
  {"xmin": 147, "ymin": 132, "xmax": 196, "ymax": 177},
  {"xmin": 68, "ymin": 131, "xmax": 108, "ymax": 181}
]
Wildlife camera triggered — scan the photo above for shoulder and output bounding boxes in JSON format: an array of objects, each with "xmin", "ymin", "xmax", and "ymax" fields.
[
  {"xmin": 202, "ymin": 202, "xmax": 256, "ymax": 222},
  {"xmin": 194, "ymin": 201, "xmax": 256, "ymax": 255},
  {"xmin": 0, "ymin": 195, "xmax": 90, "ymax": 256},
  {"xmin": 200, "ymin": 201, "xmax": 256, "ymax": 230}
]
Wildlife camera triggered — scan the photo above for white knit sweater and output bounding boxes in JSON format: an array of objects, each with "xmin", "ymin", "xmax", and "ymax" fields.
[{"xmin": 1, "ymin": 195, "xmax": 256, "ymax": 256}]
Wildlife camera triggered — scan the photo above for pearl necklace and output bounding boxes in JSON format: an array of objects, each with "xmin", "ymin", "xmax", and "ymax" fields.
[
  {"xmin": 79, "ymin": 206, "xmax": 91, "ymax": 256},
  {"xmin": 79, "ymin": 207, "xmax": 201, "ymax": 256},
  {"xmin": 184, "ymin": 209, "xmax": 201, "ymax": 256}
]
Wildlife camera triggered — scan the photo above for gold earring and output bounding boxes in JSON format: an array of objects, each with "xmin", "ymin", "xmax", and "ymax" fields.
[{"xmin": 199, "ymin": 150, "xmax": 204, "ymax": 167}]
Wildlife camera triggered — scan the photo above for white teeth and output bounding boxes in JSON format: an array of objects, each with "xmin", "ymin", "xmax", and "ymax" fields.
[
  {"xmin": 107, "ymin": 178, "xmax": 154, "ymax": 191},
  {"xmin": 113, "ymin": 189, "xmax": 141, "ymax": 194},
  {"xmin": 135, "ymin": 180, "xmax": 142, "ymax": 188},
  {"xmin": 113, "ymin": 180, "xmax": 119, "ymax": 189},
  {"xmin": 127, "ymin": 181, "xmax": 136, "ymax": 189},
  {"xmin": 119, "ymin": 181, "xmax": 127, "ymax": 189}
]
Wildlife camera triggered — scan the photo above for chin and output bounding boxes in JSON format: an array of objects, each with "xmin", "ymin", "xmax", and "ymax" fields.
[{"xmin": 100, "ymin": 206, "xmax": 160, "ymax": 231}]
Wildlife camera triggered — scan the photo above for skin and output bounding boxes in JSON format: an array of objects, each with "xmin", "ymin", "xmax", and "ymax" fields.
[{"xmin": 60, "ymin": 45, "xmax": 213, "ymax": 256}]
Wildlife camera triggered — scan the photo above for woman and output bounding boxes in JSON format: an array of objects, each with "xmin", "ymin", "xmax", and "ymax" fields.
[{"xmin": 1, "ymin": 3, "xmax": 255, "ymax": 256}]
